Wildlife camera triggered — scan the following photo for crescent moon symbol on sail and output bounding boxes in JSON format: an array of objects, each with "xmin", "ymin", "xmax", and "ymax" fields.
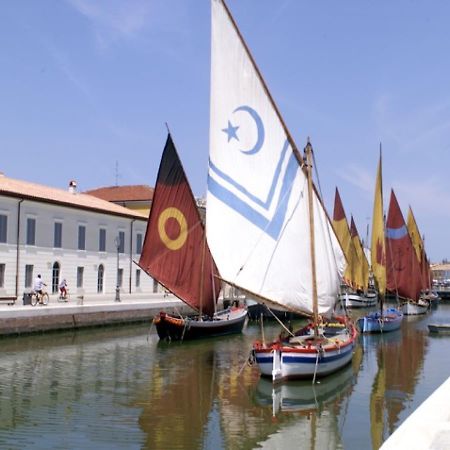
[{"xmin": 233, "ymin": 105, "xmax": 265, "ymax": 155}]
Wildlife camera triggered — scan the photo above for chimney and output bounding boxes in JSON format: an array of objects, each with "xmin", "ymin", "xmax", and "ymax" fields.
[{"xmin": 68, "ymin": 180, "xmax": 77, "ymax": 194}]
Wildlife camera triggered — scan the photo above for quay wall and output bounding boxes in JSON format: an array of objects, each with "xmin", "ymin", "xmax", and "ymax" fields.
[{"xmin": 0, "ymin": 295, "xmax": 195, "ymax": 336}]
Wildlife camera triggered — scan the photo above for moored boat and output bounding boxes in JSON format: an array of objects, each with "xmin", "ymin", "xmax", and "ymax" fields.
[
  {"xmin": 253, "ymin": 317, "xmax": 357, "ymax": 381},
  {"xmin": 138, "ymin": 134, "xmax": 247, "ymax": 341},
  {"xmin": 428, "ymin": 323, "xmax": 450, "ymax": 334},
  {"xmin": 357, "ymin": 308, "xmax": 403, "ymax": 333},
  {"xmin": 153, "ymin": 307, "xmax": 247, "ymax": 340},
  {"xmin": 340, "ymin": 290, "xmax": 377, "ymax": 308},
  {"xmin": 207, "ymin": 0, "xmax": 355, "ymax": 383}
]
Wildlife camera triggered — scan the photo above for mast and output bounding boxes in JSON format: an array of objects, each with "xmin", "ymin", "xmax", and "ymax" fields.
[
  {"xmin": 199, "ymin": 230, "xmax": 207, "ymax": 318},
  {"xmin": 305, "ymin": 140, "xmax": 319, "ymax": 334}
]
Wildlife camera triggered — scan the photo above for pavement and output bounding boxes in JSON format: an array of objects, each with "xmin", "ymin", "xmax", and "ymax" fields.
[
  {"xmin": 0, "ymin": 291, "xmax": 194, "ymax": 336},
  {"xmin": 380, "ymin": 376, "xmax": 450, "ymax": 450}
]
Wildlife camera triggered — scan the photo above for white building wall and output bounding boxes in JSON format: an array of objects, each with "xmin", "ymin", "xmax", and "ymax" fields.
[{"xmin": 0, "ymin": 195, "xmax": 155, "ymax": 299}]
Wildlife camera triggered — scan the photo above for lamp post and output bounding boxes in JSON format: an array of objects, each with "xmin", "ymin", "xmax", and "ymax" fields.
[{"xmin": 114, "ymin": 235, "xmax": 121, "ymax": 302}]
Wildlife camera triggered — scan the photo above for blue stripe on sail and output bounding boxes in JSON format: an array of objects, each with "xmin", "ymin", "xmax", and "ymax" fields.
[
  {"xmin": 209, "ymin": 139, "xmax": 291, "ymax": 210},
  {"xmin": 208, "ymin": 145, "xmax": 300, "ymax": 240},
  {"xmin": 386, "ymin": 225, "xmax": 407, "ymax": 240}
]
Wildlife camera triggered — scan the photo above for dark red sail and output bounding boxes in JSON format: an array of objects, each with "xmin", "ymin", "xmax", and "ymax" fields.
[
  {"xmin": 138, "ymin": 134, "xmax": 220, "ymax": 316},
  {"xmin": 385, "ymin": 190, "xmax": 421, "ymax": 301}
]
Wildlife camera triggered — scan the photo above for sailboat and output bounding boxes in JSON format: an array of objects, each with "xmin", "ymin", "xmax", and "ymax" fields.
[
  {"xmin": 138, "ymin": 133, "xmax": 247, "ymax": 340},
  {"xmin": 385, "ymin": 189, "xmax": 428, "ymax": 316},
  {"xmin": 333, "ymin": 188, "xmax": 376, "ymax": 308},
  {"xmin": 357, "ymin": 150, "xmax": 403, "ymax": 333},
  {"xmin": 407, "ymin": 207, "xmax": 437, "ymax": 306},
  {"xmin": 207, "ymin": 0, "xmax": 357, "ymax": 382}
]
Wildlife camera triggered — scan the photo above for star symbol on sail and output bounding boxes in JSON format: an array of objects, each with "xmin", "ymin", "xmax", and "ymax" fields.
[{"xmin": 222, "ymin": 120, "xmax": 239, "ymax": 142}]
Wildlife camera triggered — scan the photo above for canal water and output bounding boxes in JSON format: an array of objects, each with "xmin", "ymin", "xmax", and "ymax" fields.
[{"xmin": 1, "ymin": 303, "xmax": 450, "ymax": 450}]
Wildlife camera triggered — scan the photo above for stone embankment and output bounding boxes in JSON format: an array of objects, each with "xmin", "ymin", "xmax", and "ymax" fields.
[{"xmin": 0, "ymin": 293, "xmax": 194, "ymax": 336}]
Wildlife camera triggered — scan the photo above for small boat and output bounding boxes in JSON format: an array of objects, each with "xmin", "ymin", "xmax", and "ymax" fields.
[
  {"xmin": 340, "ymin": 290, "xmax": 377, "ymax": 308},
  {"xmin": 245, "ymin": 298, "xmax": 305, "ymax": 321},
  {"xmin": 428, "ymin": 324, "xmax": 450, "ymax": 334},
  {"xmin": 357, "ymin": 307, "xmax": 403, "ymax": 333},
  {"xmin": 401, "ymin": 297, "xmax": 430, "ymax": 315},
  {"xmin": 138, "ymin": 133, "xmax": 247, "ymax": 341},
  {"xmin": 153, "ymin": 307, "xmax": 247, "ymax": 340},
  {"xmin": 253, "ymin": 317, "xmax": 357, "ymax": 381},
  {"xmin": 333, "ymin": 190, "xmax": 375, "ymax": 309},
  {"xmin": 207, "ymin": 0, "xmax": 356, "ymax": 383}
]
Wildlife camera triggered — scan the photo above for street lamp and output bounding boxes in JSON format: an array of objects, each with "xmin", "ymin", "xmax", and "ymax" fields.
[{"xmin": 114, "ymin": 235, "xmax": 121, "ymax": 302}]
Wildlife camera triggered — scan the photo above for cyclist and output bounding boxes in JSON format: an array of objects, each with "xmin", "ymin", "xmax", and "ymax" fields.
[
  {"xmin": 33, "ymin": 274, "xmax": 47, "ymax": 305},
  {"xmin": 59, "ymin": 278, "xmax": 68, "ymax": 299}
]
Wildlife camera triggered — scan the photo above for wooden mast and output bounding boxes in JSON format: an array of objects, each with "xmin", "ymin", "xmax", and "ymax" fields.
[{"xmin": 305, "ymin": 140, "xmax": 319, "ymax": 336}]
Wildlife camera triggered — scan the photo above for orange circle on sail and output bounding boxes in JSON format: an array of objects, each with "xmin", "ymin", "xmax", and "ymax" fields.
[{"xmin": 158, "ymin": 207, "xmax": 188, "ymax": 250}]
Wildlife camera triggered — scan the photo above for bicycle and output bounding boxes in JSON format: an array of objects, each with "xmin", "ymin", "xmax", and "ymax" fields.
[
  {"xmin": 31, "ymin": 290, "xmax": 49, "ymax": 306},
  {"xmin": 57, "ymin": 290, "xmax": 70, "ymax": 302}
]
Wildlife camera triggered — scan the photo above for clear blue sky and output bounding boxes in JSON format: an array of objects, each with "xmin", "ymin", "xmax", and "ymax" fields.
[{"xmin": 1, "ymin": 0, "xmax": 449, "ymax": 262}]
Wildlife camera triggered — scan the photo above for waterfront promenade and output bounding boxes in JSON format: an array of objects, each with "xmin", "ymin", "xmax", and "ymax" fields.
[{"xmin": 0, "ymin": 292, "xmax": 193, "ymax": 336}]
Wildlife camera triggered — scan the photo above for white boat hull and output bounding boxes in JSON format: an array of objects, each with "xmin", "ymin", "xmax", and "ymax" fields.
[
  {"xmin": 401, "ymin": 300, "xmax": 429, "ymax": 316},
  {"xmin": 253, "ymin": 321, "xmax": 357, "ymax": 381},
  {"xmin": 340, "ymin": 292, "xmax": 377, "ymax": 308}
]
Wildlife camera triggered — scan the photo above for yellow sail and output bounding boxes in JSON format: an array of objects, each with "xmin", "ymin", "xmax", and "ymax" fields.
[
  {"xmin": 406, "ymin": 207, "xmax": 423, "ymax": 262},
  {"xmin": 370, "ymin": 150, "xmax": 386, "ymax": 296},
  {"xmin": 332, "ymin": 188, "xmax": 360, "ymax": 289},
  {"xmin": 350, "ymin": 216, "xmax": 370, "ymax": 291}
]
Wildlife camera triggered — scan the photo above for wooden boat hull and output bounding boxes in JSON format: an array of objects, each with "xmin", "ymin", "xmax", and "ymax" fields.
[
  {"xmin": 253, "ymin": 319, "xmax": 357, "ymax": 382},
  {"xmin": 356, "ymin": 308, "xmax": 403, "ymax": 333},
  {"xmin": 401, "ymin": 300, "xmax": 429, "ymax": 315},
  {"xmin": 428, "ymin": 324, "xmax": 450, "ymax": 334},
  {"xmin": 154, "ymin": 307, "xmax": 247, "ymax": 341},
  {"xmin": 340, "ymin": 292, "xmax": 377, "ymax": 308},
  {"xmin": 246, "ymin": 299, "xmax": 304, "ymax": 321}
]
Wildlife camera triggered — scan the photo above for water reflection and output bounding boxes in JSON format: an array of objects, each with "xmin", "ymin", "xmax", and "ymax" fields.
[
  {"xmin": 0, "ymin": 310, "xmax": 446, "ymax": 450},
  {"xmin": 362, "ymin": 316, "xmax": 428, "ymax": 449}
]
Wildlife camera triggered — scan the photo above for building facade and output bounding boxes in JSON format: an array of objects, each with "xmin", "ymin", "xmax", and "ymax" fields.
[{"xmin": 0, "ymin": 175, "xmax": 156, "ymax": 300}]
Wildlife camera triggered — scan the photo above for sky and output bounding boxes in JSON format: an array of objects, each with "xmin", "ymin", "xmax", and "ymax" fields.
[{"xmin": 1, "ymin": 0, "xmax": 450, "ymax": 262}]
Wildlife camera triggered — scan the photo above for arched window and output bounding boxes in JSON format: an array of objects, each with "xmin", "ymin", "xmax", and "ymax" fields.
[
  {"xmin": 52, "ymin": 262, "xmax": 60, "ymax": 294},
  {"xmin": 97, "ymin": 264, "xmax": 104, "ymax": 293}
]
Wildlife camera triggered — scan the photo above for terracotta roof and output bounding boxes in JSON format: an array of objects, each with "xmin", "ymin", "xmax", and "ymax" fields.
[
  {"xmin": 85, "ymin": 185, "xmax": 154, "ymax": 203},
  {"xmin": 0, "ymin": 175, "xmax": 147, "ymax": 219}
]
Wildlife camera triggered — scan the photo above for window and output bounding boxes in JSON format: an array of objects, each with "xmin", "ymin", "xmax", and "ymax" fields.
[
  {"xmin": 78, "ymin": 225, "xmax": 86, "ymax": 250},
  {"xmin": 118, "ymin": 268, "xmax": 124, "ymax": 287},
  {"xmin": 99, "ymin": 228, "xmax": 106, "ymax": 252},
  {"xmin": 118, "ymin": 231, "xmax": 125, "ymax": 253},
  {"xmin": 52, "ymin": 262, "xmax": 60, "ymax": 294},
  {"xmin": 25, "ymin": 265, "xmax": 33, "ymax": 288},
  {"xmin": 0, "ymin": 264, "xmax": 5, "ymax": 287},
  {"xmin": 0, "ymin": 215, "xmax": 7, "ymax": 243},
  {"xmin": 97, "ymin": 265, "xmax": 104, "ymax": 293},
  {"xmin": 26, "ymin": 218, "xmax": 36, "ymax": 245},
  {"xmin": 77, "ymin": 267, "xmax": 84, "ymax": 288},
  {"xmin": 135, "ymin": 269, "xmax": 141, "ymax": 288},
  {"xmin": 54, "ymin": 222, "xmax": 62, "ymax": 248},
  {"xmin": 136, "ymin": 233, "xmax": 143, "ymax": 254}
]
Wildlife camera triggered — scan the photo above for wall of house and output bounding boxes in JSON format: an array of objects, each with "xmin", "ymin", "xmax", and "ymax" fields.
[{"xmin": 0, "ymin": 195, "xmax": 155, "ymax": 299}]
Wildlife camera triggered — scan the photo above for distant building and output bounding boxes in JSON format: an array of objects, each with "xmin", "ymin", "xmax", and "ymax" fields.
[
  {"xmin": 85, "ymin": 185, "xmax": 154, "ymax": 216},
  {"xmin": 431, "ymin": 263, "xmax": 450, "ymax": 286},
  {"xmin": 0, "ymin": 174, "xmax": 156, "ymax": 300}
]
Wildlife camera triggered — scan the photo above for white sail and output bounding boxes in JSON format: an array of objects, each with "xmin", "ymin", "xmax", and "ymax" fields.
[{"xmin": 207, "ymin": 0, "xmax": 345, "ymax": 316}]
